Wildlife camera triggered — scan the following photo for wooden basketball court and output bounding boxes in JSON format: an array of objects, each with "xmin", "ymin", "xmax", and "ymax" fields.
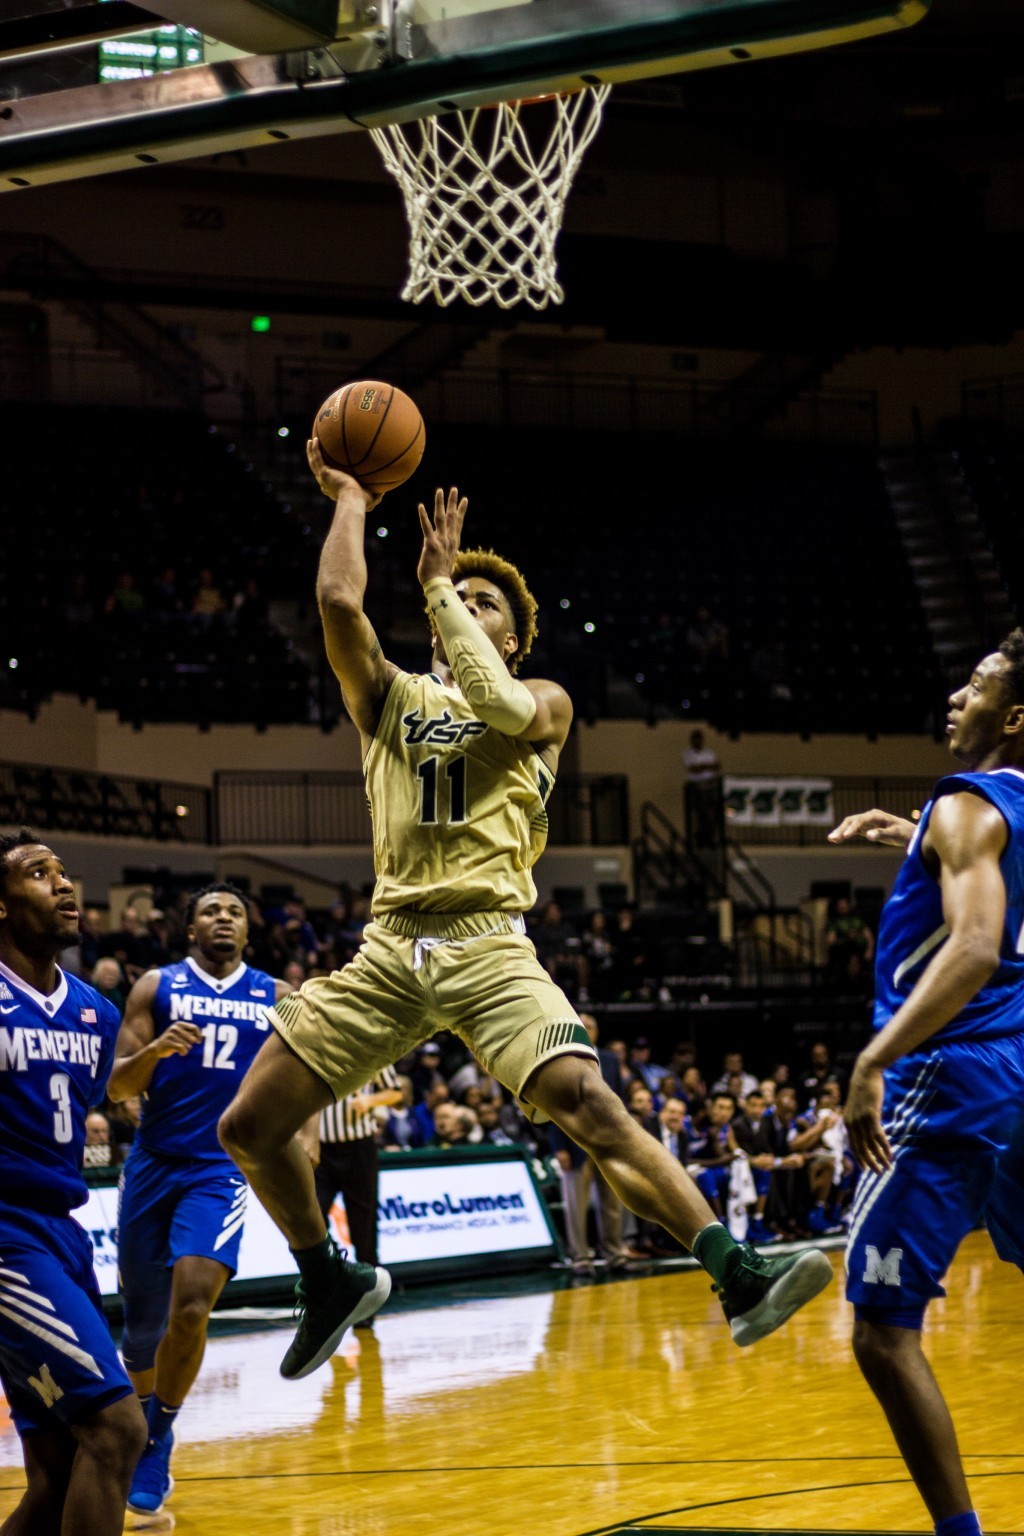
[{"xmin": 1, "ymin": 1232, "xmax": 1021, "ymax": 1534}]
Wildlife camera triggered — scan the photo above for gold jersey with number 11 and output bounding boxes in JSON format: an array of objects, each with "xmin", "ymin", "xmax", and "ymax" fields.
[{"xmin": 364, "ymin": 670, "xmax": 554, "ymax": 915}]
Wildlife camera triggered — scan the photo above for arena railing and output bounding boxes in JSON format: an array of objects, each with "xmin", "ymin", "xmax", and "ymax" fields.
[
  {"xmin": 960, "ymin": 371, "xmax": 1024, "ymax": 427},
  {"xmin": 0, "ymin": 762, "xmax": 626, "ymax": 848},
  {"xmin": 0, "ymin": 762, "xmax": 210, "ymax": 843},
  {"xmin": 274, "ymin": 359, "xmax": 880, "ymax": 447},
  {"xmin": 212, "ymin": 770, "xmax": 630, "ymax": 847}
]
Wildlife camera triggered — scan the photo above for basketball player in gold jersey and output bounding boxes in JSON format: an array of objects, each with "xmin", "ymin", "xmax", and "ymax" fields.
[{"xmin": 219, "ymin": 441, "xmax": 832, "ymax": 1379}]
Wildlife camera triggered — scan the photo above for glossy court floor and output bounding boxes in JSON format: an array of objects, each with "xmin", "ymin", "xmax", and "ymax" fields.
[{"xmin": 1, "ymin": 1232, "xmax": 1021, "ymax": 1536}]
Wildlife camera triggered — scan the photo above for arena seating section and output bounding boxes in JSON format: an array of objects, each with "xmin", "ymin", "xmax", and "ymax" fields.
[
  {"xmin": 1, "ymin": 405, "xmax": 945, "ymax": 733},
  {"xmin": 942, "ymin": 419, "xmax": 1024, "ymax": 620}
]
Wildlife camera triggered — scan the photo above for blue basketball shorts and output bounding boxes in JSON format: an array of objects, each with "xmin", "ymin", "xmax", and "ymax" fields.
[
  {"xmin": 845, "ymin": 1034, "xmax": 1024, "ymax": 1329},
  {"xmin": 118, "ymin": 1146, "xmax": 247, "ymax": 1373},
  {"xmin": 0, "ymin": 1203, "xmax": 132, "ymax": 1437},
  {"xmin": 696, "ymin": 1165, "xmax": 731, "ymax": 1204}
]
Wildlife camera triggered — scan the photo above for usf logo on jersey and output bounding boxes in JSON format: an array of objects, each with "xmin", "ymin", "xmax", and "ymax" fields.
[{"xmin": 402, "ymin": 708, "xmax": 489, "ymax": 747}]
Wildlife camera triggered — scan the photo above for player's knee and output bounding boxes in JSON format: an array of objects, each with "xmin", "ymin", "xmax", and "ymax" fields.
[
  {"xmin": 217, "ymin": 1099, "xmax": 256, "ymax": 1163},
  {"xmin": 75, "ymin": 1394, "xmax": 148, "ymax": 1473},
  {"xmin": 549, "ymin": 1066, "xmax": 625, "ymax": 1152},
  {"xmin": 169, "ymin": 1292, "xmax": 214, "ymax": 1340},
  {"xmin": 852, "ymin": 1316, "xmax": 918, "ymax": 1378}
]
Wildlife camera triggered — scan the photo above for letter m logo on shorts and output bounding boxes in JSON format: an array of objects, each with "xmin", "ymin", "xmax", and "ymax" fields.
[
  {"xmin": 28, "ymin": 1363, "xmax": 64, "ymax": 1408},
  {"xmin": 863, "ymin": 1245, "xmax": 903, "ymax": 1286}
]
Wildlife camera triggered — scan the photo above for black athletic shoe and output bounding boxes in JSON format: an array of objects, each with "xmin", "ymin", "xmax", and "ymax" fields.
[
  {"xmin": 280, "ymin": 1252, "xmax": 391, "ymax": 1379},
  {"xmin": 715, "ymin": 1244, "xmax": 833, "ymax": 1346}
]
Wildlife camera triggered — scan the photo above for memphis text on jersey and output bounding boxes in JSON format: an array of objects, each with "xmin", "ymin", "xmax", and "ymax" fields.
[
  {"xmin": 0, "ymin": 1023, "xmax": 103, "ymax": 1074},
  {"xmin": 167, "ymin": 994, "xmax": 271, "ymax": 1025}
]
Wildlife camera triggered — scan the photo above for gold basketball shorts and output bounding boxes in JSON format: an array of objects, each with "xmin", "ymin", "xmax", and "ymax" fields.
[{"xmin": 268, "ymin": 910, "xmax": 596, "ymax": 1121}]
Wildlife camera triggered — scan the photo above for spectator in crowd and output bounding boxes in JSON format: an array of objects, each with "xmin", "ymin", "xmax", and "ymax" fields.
[
  {"xmin": 141, "ymin": 909, "xmax": 172, "ymax": 969},
  {"xmin": 711, "ymin": 1051, "xmax": 759, "ymax": 1099},
  {"xmin": 382, "ymin": 1076, "xmax": 421, "ymax": 1150},
  {"xmin": 84, "ymin": 1110, "xmax": 113, "ymax": 1169},
  {"xmin": 531, "ymin": 899, "xmax": 585, "ymax": 999},
  {"xmin": 280, "ymin": 958, "xmax": 305, "ymax": 991},
  {"xmin": 631, "ymin": 1096, "xmax": 691, "ymax": 1257},
  {"xmin": 78, "ymin": 906, "xmax": 105, "ymax": 973},
  {"xmin": 667, "ymin": 1041, "xmax": 698, "ymax": 1080},
  {"xmin": 412, "ymin": 1079, "xmax": 449, "ymax": 1144},
  {"xmin": 758, "ymin": 1078, "xmax": 777, "ymax": 1107},
  {"xmin": 99, "ymin": 905, "xmax": 150, "ymax": 984},
  {"xmin": 626, "ymin": 1081, "xmax": 658, "ymax": 1136},
  {"xmin": 91, "ymin": 956, "xmax": 128, "ymax": 1017},
  {"xmin": 790, "ymin": 1083, "xmax": 848, "ymax": 1234},
  {"xmin": 281, "ymin": 898, "xmax": 319, "ymax": 967},
  {"xmin": 447, "ymin": 1052, "xmax": 497, "ymax": 1104},
  {"xmin": 431, "ymin": 1103, "xmax": 470, "ymax": 1148},
  {"xmin": 105, "ymin": 571, "xmax": 145, "ymax": 619},
  {"xmin": 730, "ymin": 1087, "xmax": 778, "ymax": 1244},
  {"xmin": 693, "ymin": 1093, "xmax": 739, "ymax": 1220},
  {"xmin": 682, "ymin": 728, "xmax": 723, "ymax": 847},
  {"xmin": 411, "ymin": 1041, "xmax": 445, "ymax": 1104},
  {"xmin": 824, "ymin": 894, "xmax": 874, "ymax": 986},
  {"xmin": 191, "ymin": 567, "xmax": 226, "ymax": 619},
  {"xmin": 494, "ymin": 1092, "xmax": 541, "ymax": 1152},
  {"xmin": 761, "ymin": 1086, "xmax": 810, "ymax": 1236},
  {"xmin": 655, "ymin": 1097, "xmax": 687, "ymax": 1160},
  {"xmin": 799, "ymin": 1041, "xmax": 844, "ymax": 1109},
  {"xmin": 629, "ymin": 1037, "xmax": 667, "ymax": 1095},
  {"xmin": 680, "ymin": 1064, "xmax": 708, "ymax": 1106},
  {"xmin": 477, "ymin": 1100, "xmax": 516, "ymax": 1146},
  {"xmin": 608, "ymin": 908, "xmax": 647, "ymax": 1000},
  {"xmin": 581, "ymin": 910, "xmax": 615, "ymax": 1002},
  {"xmin": 457, "ymin": 1106, "xmax": 482, "ymax": 1144},
  {"xmin": 771, "ymin": 1061, "xmax": 791, "ymax": 1090},
  {"xmin": 66, "ymin": 573, "xmax": 98, "ymax": 632},
  {"xmin": 151, "ymin": 566, "xmax": 183, "ymax": 616}
]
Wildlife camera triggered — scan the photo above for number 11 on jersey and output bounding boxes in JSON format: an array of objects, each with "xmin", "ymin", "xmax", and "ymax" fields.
[{"xmin": 417, "ymin": 753, "xmax": 468, "ymax": 825}]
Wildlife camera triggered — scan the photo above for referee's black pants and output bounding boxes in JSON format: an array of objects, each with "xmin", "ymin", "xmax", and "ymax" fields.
[{"xmin": 313, "ymin": 1136, "xmax": 381, "ymax": 1266}]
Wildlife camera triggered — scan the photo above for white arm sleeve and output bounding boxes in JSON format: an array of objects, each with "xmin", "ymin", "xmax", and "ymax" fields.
[{"xmin": 424, "ymin": 577, "xmax": 537, "ymax": 734}]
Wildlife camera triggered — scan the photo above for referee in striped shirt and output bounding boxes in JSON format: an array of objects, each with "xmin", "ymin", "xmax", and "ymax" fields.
[{"xmin": 311, "ymin": 1066, "xmax": 403, "ymax": 1267}]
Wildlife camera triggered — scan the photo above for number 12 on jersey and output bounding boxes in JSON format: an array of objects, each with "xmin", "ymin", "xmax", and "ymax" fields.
[{"xmin": 417, "ymin": 753, "xmax": 468, "ymax": 825}]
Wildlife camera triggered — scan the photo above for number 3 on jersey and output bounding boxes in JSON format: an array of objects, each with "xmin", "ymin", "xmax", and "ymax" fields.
[{"xmin": 417, "ymin": 753, "xmax": 468, "ymax": 825}]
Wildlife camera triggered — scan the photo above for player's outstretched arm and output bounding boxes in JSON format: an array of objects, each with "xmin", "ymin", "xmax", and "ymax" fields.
[
  {"xmin": 417, "ymin": 486, "xmax": 573, "ymax": 754},
  {"xmin": 309, "ymin": 436, "xmax": 397, "ymax": 738},
  {"xmin": 107, "ymin": 970, "xmax": 201, "ymax": 1101},
  {"xmin": 845, "ymin": 792, "xmax": 1006, "ymax": 1171},
  {"xmin": 827, "ymin": 808, "xmax": 917, "ymax": 848}
]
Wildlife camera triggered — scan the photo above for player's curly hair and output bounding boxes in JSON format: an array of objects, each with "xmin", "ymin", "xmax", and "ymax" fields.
[
  {"xmin": 186, "ymin": 881, "xmax": 250, "ymax": 928},
  {"xmin": 425, "ymin": 548, "xmax": 539, "ymax": 675},
  {"xmin": 997, "ymin": 627, "xmax": 1024, "ymax": 704},
  {"xmin": 0, "ymin": 829, "xmax": 42, "ymax": 896}
]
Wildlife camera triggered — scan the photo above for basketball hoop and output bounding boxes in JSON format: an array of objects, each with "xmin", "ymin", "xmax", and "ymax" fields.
[{"xmin": 369, "ymin": 86, "xmax": 611, "ymax": 310}]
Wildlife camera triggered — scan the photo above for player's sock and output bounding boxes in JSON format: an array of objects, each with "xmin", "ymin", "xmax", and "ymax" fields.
[
  {"xmin": 691, "ymin": 1222, "xmax": 743, "ymax": 1285},
  {"xmin": 291, "ymin": 1235, "xmax": 340, "ymax": 1299},
  {"xmin": 147, "ymin": 1395, "xmax": 181, "ymax": 1445},
  {"xmin": 934, "ymin": 1513, "xmax": 982, "ymax": 1536},
  {"xmin": 138, "ymin": 1393, "xmax": 152, "ymax": 1417}
]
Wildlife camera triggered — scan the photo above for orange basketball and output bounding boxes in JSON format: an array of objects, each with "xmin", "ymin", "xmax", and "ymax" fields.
[{"xmin": 312, "ymin": 380, "xmax": 425, "ymax": 494}]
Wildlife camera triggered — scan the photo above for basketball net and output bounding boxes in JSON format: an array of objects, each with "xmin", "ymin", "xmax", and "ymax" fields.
[{"xmin": 370, "ymin": 86, "xmax": 611, "ymax": 310}]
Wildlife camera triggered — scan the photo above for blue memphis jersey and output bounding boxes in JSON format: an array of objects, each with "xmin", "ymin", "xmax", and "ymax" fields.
[
  {"xmin": 0, "ymin": 959, "xmax": 120, "ymax": 1215},
  {"xmin": 874, "ymin": 767, "xmax": 1024, "ymax": 1045},
  {"xmin": 138, "ymin": 957, "xmax": 276, "ymax": 1161}
]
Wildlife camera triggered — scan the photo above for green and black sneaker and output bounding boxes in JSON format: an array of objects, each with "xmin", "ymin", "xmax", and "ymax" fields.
[
  {"xmin": 280, "ymin": 1251, "xmax": 392, "ymax": 1380},
  {"xmin": 715, "ymin": 1244, "xmax": 833, "ymax": 1347}
]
